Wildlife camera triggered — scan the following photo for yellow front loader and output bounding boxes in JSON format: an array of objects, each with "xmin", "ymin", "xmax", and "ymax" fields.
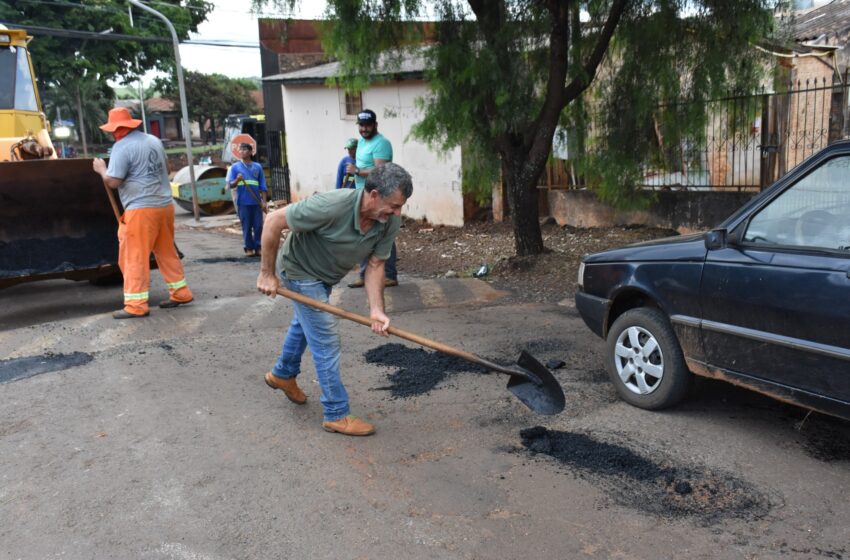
[{"xmin": 0, "ymin": 26, "xmax": 122, "ymax": 289}]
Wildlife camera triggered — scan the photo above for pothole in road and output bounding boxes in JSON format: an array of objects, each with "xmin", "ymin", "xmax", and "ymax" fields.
[
  {"xmin": 365, "ymin": 343, "xmax": 487, "ymax": 398},
  {"xmin": 0, "ymin": 352, "xmax": 94, "ymax": 384},
  {"xmin": 519, "ymin": 426, "xmax": 772, "ymax": 524}
]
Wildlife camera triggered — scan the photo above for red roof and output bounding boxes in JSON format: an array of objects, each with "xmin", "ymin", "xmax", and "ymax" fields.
[
  {"xmin": 250, "ymin": 90, "xmax": 264, "ymax": 110},
  {"xmin": 146, "ymin": 97, "xmax": 176, "ymax": 112}
]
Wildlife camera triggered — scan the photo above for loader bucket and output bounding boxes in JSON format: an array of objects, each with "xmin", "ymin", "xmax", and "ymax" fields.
[{"xmin": 0, "ymin": 158, "xmax": 121, "ymax": 289}]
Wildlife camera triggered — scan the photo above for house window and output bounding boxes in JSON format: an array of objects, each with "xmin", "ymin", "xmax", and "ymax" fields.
[{"xmin": 344, "ymin": 91, "xmax": 363, "ymax": 117}]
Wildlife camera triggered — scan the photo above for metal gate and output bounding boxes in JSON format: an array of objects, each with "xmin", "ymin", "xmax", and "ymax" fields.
[
  {"xmin": 265, "ymin": 129, "xmax": 290, "ymax": 203},
  {"xmin": 647, "ymin": 77, "xmax": 849, "ymax": 191}
]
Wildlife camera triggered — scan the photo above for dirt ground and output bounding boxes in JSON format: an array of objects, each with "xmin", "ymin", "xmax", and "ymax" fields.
[{"xmin": 395, "ymin": 218, "xmax": 677, "ymax": 303}]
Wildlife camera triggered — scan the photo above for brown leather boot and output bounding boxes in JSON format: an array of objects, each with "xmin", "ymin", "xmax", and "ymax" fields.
[
  {"xmin": 264, "ymin": 372, "xmax": 307, "ymax": 404},
  {"xmin": 322, "ymin": 415, "xmax": 376, "ymax": 436}
]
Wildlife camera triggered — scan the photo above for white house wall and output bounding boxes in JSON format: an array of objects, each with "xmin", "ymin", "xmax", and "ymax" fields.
[{"xmin": 280, "ymin": 81, "xmax": 464, "ymax": 226}]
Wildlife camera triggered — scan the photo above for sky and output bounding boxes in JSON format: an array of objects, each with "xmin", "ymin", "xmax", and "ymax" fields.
[{"xmin": 141, "ymin": 0, "xmax": 327, "ymax": 84}]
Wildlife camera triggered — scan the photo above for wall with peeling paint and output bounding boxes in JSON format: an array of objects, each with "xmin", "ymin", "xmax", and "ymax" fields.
[{"xmin": 547, "ymin": 189, "xmax": 758, "ymax": 233}]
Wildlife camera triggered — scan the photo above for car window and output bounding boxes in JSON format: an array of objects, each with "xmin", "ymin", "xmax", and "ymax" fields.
[{"xmin": 744, "ymin": 155, "xmax": 850, "ymax": 251}]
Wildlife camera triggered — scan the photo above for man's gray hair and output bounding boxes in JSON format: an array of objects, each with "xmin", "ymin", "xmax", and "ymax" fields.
[{"xmin": 364, "ymin": 162, "xmax": 413, "ymax": 199}]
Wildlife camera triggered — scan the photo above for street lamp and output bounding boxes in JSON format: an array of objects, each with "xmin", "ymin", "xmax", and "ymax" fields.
[{"xmin": 127, "ymin": 0, "xmax": 200, "ymax": 222}]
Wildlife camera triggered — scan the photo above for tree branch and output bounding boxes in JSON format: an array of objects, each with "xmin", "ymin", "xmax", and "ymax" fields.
[
  {"xmin": 563, "ymin": 0, "xmax": 629, "ymax": 103},
  {"xmin": 525, "ymin": 1, "xmax": 570, "ymax": 149},
  {"xmin": 467, "ymin": 0, "xmax": 511, "ymax": 153}
]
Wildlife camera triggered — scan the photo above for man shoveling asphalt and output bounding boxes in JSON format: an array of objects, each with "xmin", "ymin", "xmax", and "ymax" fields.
[{"xmin": 256, "ymin": 163, "xmax": 413, "ymax": 436}]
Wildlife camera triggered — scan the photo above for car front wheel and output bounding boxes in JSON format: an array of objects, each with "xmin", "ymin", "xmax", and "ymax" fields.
[{"xmin": 604, "ymin": 307, "xmax": 691, "ymax": 410}]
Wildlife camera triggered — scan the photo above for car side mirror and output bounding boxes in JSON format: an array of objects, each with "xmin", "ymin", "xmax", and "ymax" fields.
[{"xmin": 704, "ymin": 228, "xmax": 728, "ymax": 250}]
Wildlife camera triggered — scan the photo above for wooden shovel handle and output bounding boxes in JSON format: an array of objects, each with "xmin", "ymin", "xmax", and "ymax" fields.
[
  {"xmin": 103, "ymin": 184, "xmax": 122, "ymax": 223},
  {"xmin": 275, "ymin": 286, "xmax": 518, "ymax": 376},
  {"xmin": 239, "ymin": 178, "xmax": 268, "ymax": 214}
]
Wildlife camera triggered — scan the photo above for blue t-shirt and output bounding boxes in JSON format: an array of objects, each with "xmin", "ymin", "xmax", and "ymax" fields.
[
  {"xmin": 226, "ymin": 160, "xmax": 267, "ymax": 206},
  {"xmin": 354, "ymin": 133, "xmax": 393, "ymax": 188},
  {"xmin": 106, "ymin": 129, "xmax": 172, "ymax": 210},
  {"xmin": 336, "ymin": 155, "xmax": 355, "ymax": 189}
]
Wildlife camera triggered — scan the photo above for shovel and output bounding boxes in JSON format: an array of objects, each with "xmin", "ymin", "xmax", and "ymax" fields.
[{"xmin": 275, "ymin": 287, "xmax": 566, "ymax": 415}]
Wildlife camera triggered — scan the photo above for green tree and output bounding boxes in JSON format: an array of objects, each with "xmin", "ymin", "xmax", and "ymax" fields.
[
  {"xmin": 42, "ymin": 79, "xmax": 113, "ymax": 151},
  {"xmin": 155, "ymin": 70, "xmax": 259, "ymax": 143},
  {"xmin": 0, "ymin": 0, "xmax": 212, "ymax": 153},
  {"xmin": 255, "ymin": 0, "xmax": 776, "ymax": 256}
]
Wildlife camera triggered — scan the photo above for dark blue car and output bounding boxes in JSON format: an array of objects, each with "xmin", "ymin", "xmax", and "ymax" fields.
[{"xmin": 576, "ymin": 141, "xmax": 850, "ymax": 420}]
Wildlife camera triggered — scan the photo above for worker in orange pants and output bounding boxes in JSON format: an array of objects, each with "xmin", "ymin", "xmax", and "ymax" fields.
[
  {"xmin": 117, "ymin": 205, "xmax": 193, "ymax": 316},
  {"xmin": 93, "ymin": 107, "xmax": 194, "ymax": 319}
]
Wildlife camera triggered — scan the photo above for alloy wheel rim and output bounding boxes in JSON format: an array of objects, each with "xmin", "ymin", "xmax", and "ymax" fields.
[{"xmin": 614, "ymin": 325, "xmax": 664, "ymax": 395}]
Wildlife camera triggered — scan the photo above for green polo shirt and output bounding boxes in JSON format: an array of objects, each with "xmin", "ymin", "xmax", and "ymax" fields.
[{"xmin": 277, "ymin": 188, "xmax": 400, "ymax": 285}]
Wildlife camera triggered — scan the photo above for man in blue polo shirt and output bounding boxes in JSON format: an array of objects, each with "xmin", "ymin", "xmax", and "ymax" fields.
[{"xmin": 345, "ymin": 109, "xmax": 399, "ymax": 288}]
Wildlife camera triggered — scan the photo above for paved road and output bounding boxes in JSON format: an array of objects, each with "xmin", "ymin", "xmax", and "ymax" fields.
[{"xmin": 1, "ymin": 227, "xmax": 848, "ymax": 559}]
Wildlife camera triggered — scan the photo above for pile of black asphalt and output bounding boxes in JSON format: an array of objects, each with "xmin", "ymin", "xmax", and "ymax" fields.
[
  {"xmin": 365, "ymin": 342, "xmax": 488, "ymax": 399},
  {"xmin": 519, "ymin": 426, "xmax": 772, "ymax": 525}
]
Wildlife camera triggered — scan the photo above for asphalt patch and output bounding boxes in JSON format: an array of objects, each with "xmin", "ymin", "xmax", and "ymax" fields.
[
  {"xmin": 365, "ymin": 343, "xmax": 488, "ymax": 398},
  {"xmin": 519, "ymin": 426, "xmax": 771, "ymax": 524},
  {"xmin": 192, "ymin": 257, "xmax": 257, "ymax": 265},
  {"xmin": 797, "ymin": 415, "xmax": 850, "ymax": 462},
  {"xmin": 0, "ymin": 352, "xmax": 94, "ymax": 384}
]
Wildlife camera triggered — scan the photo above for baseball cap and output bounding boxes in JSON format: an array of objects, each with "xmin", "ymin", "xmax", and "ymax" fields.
[
  {"xmin": 344, "ymin": 138, "xmax": 358, "ymax": 149},
  {"xmin": 356, "ymin": 109, "xmax": 377, "ymax": 124}
]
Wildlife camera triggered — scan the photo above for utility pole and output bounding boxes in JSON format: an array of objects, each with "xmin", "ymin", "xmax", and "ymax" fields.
[
  {"xmin": 128, "ymin": 6, "xmax": 148, "ymax": 134},
  {"xmin": 128, "ymin": 0, "xmax": 200, "ymax": 222}
]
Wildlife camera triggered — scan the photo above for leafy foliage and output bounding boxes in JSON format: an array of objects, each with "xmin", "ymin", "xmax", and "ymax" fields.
[
  {"xmin": 154, "ymin": 70, "xmax": 259, "ymax": 139},
  {"xmin": 1, "ymin": 0, "xmax": 211, "ymax": 144},
  {"xmin": 581, "ymin": 0, "xmax": 776, "ymax": 207},
  {"xmin": 254, "ymin": 0, "xmax": 778, "ymax": 255}
]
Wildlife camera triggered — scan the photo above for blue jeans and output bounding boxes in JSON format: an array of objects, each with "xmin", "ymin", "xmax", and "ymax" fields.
[
  {"xmin": 271, "ymin": 274, "xmax": 349, "ymax": 421},
  {"xmin": 237, "ymin": 204, "xmax": 263, "ymax": 252},
  {"xmin": 359, "ymin": 241, "xmax": 397, "ymax": 280}
]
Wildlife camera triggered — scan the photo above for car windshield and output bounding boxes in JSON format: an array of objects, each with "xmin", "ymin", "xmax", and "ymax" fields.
[
  {"xmin": 0, "ymin": 47, "xmax": 15, "ymax": 109},
  {"xmin": 0, "ymin": 46, "xmax": 38, "ymax": 112},
  {"xmin": 744, "ymin": 155, "xmax": 850, "ymax": 250}
]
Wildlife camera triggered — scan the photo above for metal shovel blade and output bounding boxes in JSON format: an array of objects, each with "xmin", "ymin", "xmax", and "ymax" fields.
[{"xmin": 505, "ymin": 350, "xmax": 566, "ymax": 415}]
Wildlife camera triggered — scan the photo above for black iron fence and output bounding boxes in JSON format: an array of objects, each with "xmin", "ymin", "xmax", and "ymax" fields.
[{"xmin": 546, "ymin": 75, "xmax": 850, "ymax": 192}]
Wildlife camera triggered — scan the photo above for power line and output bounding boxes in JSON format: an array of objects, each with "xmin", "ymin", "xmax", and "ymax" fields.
[
  {"xmin": 3, "ymin": 21, "xmax": 259, "ymax": 48},
  {"xmin": 10, "ymin": 0, "xmax": 206, "ymax": 29},
  {"xmin": 0, "ymin": 22, "xmax": 170, "ymax": 42},
  {"xmin": 183, "ymin": 40, "xmax": 259, "ymax": 48}
]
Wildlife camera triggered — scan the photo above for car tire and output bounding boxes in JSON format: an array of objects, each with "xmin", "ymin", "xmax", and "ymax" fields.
[{"xmin": 604, "ymin": 307, "xmax": 691, "ymax": 410}]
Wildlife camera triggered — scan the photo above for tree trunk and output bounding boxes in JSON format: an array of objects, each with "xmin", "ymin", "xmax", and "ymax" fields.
[
  {"xmin": 503, "ymin": 150, "xmax": 545, "ymax": 256},
  {"xmin": 209, "ymin": 116, "xmax": 216, "ymax": 144},
  {"xmin": 75, "ymin": 85, "xmax": 88, "ymax": 157}
]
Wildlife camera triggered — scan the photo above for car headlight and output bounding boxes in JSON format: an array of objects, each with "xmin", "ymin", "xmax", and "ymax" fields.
[{"xmin": 577, "ymin": 262, "xmax": 585, "ymax": 289}]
